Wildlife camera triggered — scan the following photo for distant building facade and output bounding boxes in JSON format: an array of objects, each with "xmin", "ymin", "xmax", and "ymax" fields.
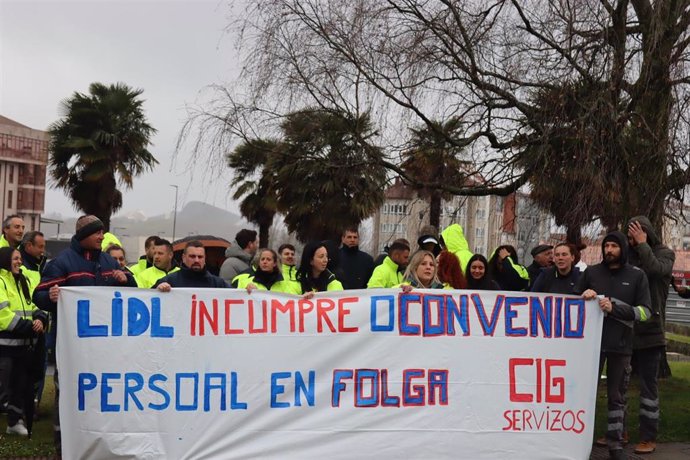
[
  {"xmin": 0, "ymin": 115, "xmax": 48, "ymax": 230},
  {"xmin": 372, "ymin": 179, "xmax": 554, "ymax": 259}
]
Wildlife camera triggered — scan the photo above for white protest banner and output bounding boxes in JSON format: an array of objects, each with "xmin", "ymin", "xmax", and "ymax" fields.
[{"xmin": 57, "ymin": 287, "xmax": 602, "ymax": 459}]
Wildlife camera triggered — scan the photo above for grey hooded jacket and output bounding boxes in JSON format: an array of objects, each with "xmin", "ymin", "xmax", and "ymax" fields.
[
  {"xmin": 627, "ymin": 216, "xmax": 675, "ymax": 350},
  {"xmin": 219, "ymin": 243, "xmax": 253, "ymax": 283}
]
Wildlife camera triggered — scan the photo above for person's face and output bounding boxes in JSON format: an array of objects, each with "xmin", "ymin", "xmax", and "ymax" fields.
[
  {"xmin": 553, "ymin": 246, "xmax": 574, "ymax": 274},
  {"xmin": 109, "ymin": 249, "xmax": 127, "ymax": 268},
  {"xmin": 25, "ymin": 235, "xmax": 46, "ymax": 258},
  {"xmin": 81, "ymin": 229, "xmax": 104, "ymax": 250},
  {"xmin": 311, "ymin": 247, "xmax": 329, "ymax": 274},
  {"xmin": 534, "ymin": 249, "xmax": 554, "ymax": 267},
  {"xmin": 5, "ymin": 218, "xmax": 25, "ymax": 245},
  {"xmin": 183, "ymin": 247, "xmax": 206, "ymax": 271},
  {"xmin": 280, "ymin": 248, "xmax": 295, "ymax": 266},
  {"xmin": 604, "ymin": 242, "xmax": 621, "ymax": 264},
  {"xmin": 470, "ymin": 260, "xmax": 485, "ymax": 280},
  {"xmin": 391, "ymin": 249, "xmax": 410, "ymax": 267},
  {"xmin": 145, "ymin": 241, "xmax": 157, "ymax": 259},
  {"xmin": 341, "ymin": 231, "xmax": 359, "ymax": 248},
  {"xmin": 416, "ymin": 255, "xmax": 435, "ymax": 285},
  {"xmin": 248, "ymin": 239, "xmax": 259, "ymax": 256},
  {"xmin": 153, "ymin": 245, "xmax": 173, "ymax": 269},
  {"xmin": 10, "ymin": 250, "xmax": 22, "ymax": 275},
  {"xmin": 259, "ymin": 250, "xmax": 277, "ymax": 272}
]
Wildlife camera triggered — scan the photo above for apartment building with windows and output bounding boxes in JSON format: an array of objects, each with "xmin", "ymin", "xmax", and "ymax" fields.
[
  {"xmin": 371, "ymin": 178, "xmax": 555, "ymax": 264},
  {"xmin": 373, "ymin": 179, "xmax": 515, "ymax": 257},
  {"xmin": 0, "ymin": 115, "xmax": 49, "ymax": 230}
]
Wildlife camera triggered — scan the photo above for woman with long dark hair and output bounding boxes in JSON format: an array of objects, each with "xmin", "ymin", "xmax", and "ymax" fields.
[
  {"xmin": 465, "ymin": 254, "xmax": 500, "ymax": 291},
  {"xmin": 0, "ymin": 247, "xmax": 47, "ymax": 436},
  {"xmin": 296, "ymin": 242, "xmax": 343, "ymax": 293},
  {"xmin": 487, "ymin": 245, "xmax": 529, "ymax": 291}
]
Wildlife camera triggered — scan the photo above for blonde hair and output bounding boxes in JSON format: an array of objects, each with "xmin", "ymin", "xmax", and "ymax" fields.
[{"xmin": 403, "ymin": 250, "xmax": 441, "ymax": 288}]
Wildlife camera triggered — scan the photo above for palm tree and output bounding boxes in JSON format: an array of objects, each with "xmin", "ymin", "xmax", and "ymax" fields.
[
  {"xmin": 273, "ymin": 108, "xmax": 387, "ymax": 242},
  {"xmin": 48, "ymin": 82, "xmax": 157, "ymax": 230},
  {"xmin": 401, "ymin": 118, "xmax": 469, "ymax": 228},
  {"xmin": 226, "ymin": 139, "xmax": 280, "ymax": 247}
]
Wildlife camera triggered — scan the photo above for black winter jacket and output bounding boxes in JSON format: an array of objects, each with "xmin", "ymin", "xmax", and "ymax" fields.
[
  {"xmin": 531, "ymin": 266, "xmax": 581, "ymax": 295},
  {"xmin": 339, "ymin": 246, "xmax": 375, "ymax": 290},
  {"xmin": 574, "ymin": 231, "xmax": 652, "ymax": 355},
  {"xmin": 153, "ymin": 264, "xmax": 229, "ymax": 289}
]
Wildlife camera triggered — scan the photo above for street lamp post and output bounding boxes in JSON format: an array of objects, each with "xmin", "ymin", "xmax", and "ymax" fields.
[{"xmin": 170, "ymin": 185, "xmax": 178, "ymax": 242}]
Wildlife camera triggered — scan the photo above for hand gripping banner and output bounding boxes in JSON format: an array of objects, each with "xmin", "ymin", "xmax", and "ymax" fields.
[{"xmin": 57, "ymin": 287, "xmax": 602, "ymax": 459}]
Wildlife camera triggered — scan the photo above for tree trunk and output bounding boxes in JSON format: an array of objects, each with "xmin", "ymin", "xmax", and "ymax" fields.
[
  {"xmin": 259, "ymin": 222, "xmax": 270, "ymax": 248},
  {"xmin": 565, "ymin": 225, "xmax": 582, "ymax": 247},
  {"xmin": 429, "ymin": 193, "xmax": 442, "ymax": 229}
]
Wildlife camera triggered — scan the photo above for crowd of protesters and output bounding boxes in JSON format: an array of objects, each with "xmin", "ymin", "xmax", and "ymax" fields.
[{"xmin": 0, "ymin": 212, "xmax": 680, "ymax": 459}]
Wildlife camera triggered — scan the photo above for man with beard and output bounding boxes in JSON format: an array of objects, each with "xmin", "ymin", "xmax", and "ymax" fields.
[
  {"xmin": 339, "ymin": 227, "xmax": 374, "ymax": 290},
  {"xmin": 367, "ymin": 239, "xmax": 410, "ymax": 288},
  {"xmin": 154, "ymin": 241, "xmax": 228, "ymax": 290},
  {"xmin": 575, "ymin": 231, "xmax": 651, "ymax": 460},
  {"xmin": 135, "ymin": 238, "xmax": 179, "ymax": 288},
  {"xmin": 624, "ymin": 217, "xmax": 675, "ymax": 454}
]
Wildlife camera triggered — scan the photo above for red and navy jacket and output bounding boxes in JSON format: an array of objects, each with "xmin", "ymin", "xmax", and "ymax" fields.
[{"xmin": 33, "ymin": 236, "xmax": 137, "ymax": 315}]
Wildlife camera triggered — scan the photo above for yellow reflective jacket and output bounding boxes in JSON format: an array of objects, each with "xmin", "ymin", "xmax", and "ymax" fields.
[
  {"xmin": 440, "ymin": 224, "xmax": 474, "ymax": 273},
  {"xmin": 136, "ymin": 265, "xmax": 180, "ymax": 289},
  {"xmin": 367, "ymin": 256, "xmax": 404, "ymax": 288},
  {"xmin": 0, "ymin": 269, "xmax": 44, "ymax": 347},
  {"xmin": 101, "ymin": 232, "xmax": 122, "ymax": 251},
  {"xmin": 236, "ymin": 271, "xmax": 301, "ymax": 294}
]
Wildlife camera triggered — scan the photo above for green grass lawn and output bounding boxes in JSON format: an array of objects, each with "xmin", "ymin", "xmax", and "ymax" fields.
[
  {"xmin": 667, "ymin": 332, "xmax": 690, "ymax": 345},
  {"xmin": 594, "ymin": 361, "xmax": 690, "ymax": 443},
  {"xmin": 1, "ymin": 362, "xmax": 689, "ymax": 457},
  {"xmin": 0, "ymin": 376, "xmax": 56, "ymax": 457}
]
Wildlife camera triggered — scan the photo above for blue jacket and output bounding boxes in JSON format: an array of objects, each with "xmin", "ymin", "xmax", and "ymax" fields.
[{"xmin": 33, "ymin": 236, "xmax": 137, "ymax": 315}]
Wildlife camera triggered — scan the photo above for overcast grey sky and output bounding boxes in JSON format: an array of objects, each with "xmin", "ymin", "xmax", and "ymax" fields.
[{"xmin": 0, "ymin": 0, "xmax": 241, "ymax": 218}]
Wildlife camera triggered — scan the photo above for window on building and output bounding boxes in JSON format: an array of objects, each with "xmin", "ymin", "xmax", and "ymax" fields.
[
  {"xmin": 7, "ymin": 190, "xmax": 13, "ymax": 208},
  {"xmin": 381, "ymin": 223, "xmax": 406, "ymax": 233},
  {"xmin": 382, "ymin": 203, "xmax": 408, "ymax": 215},
  {"xmin": 476, "ymin": 208, "xmax": 486, "ymax": 219},
  {"xmin": 9, "ymin": 165, "xmax": 13, "ymax": 184}
]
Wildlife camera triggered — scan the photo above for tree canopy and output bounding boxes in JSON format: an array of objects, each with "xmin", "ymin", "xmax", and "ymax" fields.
[
  {"xmin": 180, "ymin": 0, "xmax": 690, "ymax": 240},
  {"xmin": 49, "ymin": 82, "xmax": 157, "ymax": 230}
]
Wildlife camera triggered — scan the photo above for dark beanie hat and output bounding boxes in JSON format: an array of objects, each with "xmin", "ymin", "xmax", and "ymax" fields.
[
  {"xmin": 75, "ymin": 215, "xmax": 105, "ymax": 241},
  {"xmin": 601, "ymin": 230, "xmax": 629, "ymax": 265},
  {"xmin": 530, "ymin": 244, "xmax": 553, "ymax": 257}
]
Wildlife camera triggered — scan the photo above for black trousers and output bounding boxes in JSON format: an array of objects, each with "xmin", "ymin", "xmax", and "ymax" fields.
[
  {"xmin": 632, "ymin": 347, "xmax": 662, "ymax": 441},
  {"xmin": 598, "ymin": 352, "xmax": 631, "ymax": 452},
  {"xmin": 0, "ymin": 350, "xmax": 30, "ymax": 427}
]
